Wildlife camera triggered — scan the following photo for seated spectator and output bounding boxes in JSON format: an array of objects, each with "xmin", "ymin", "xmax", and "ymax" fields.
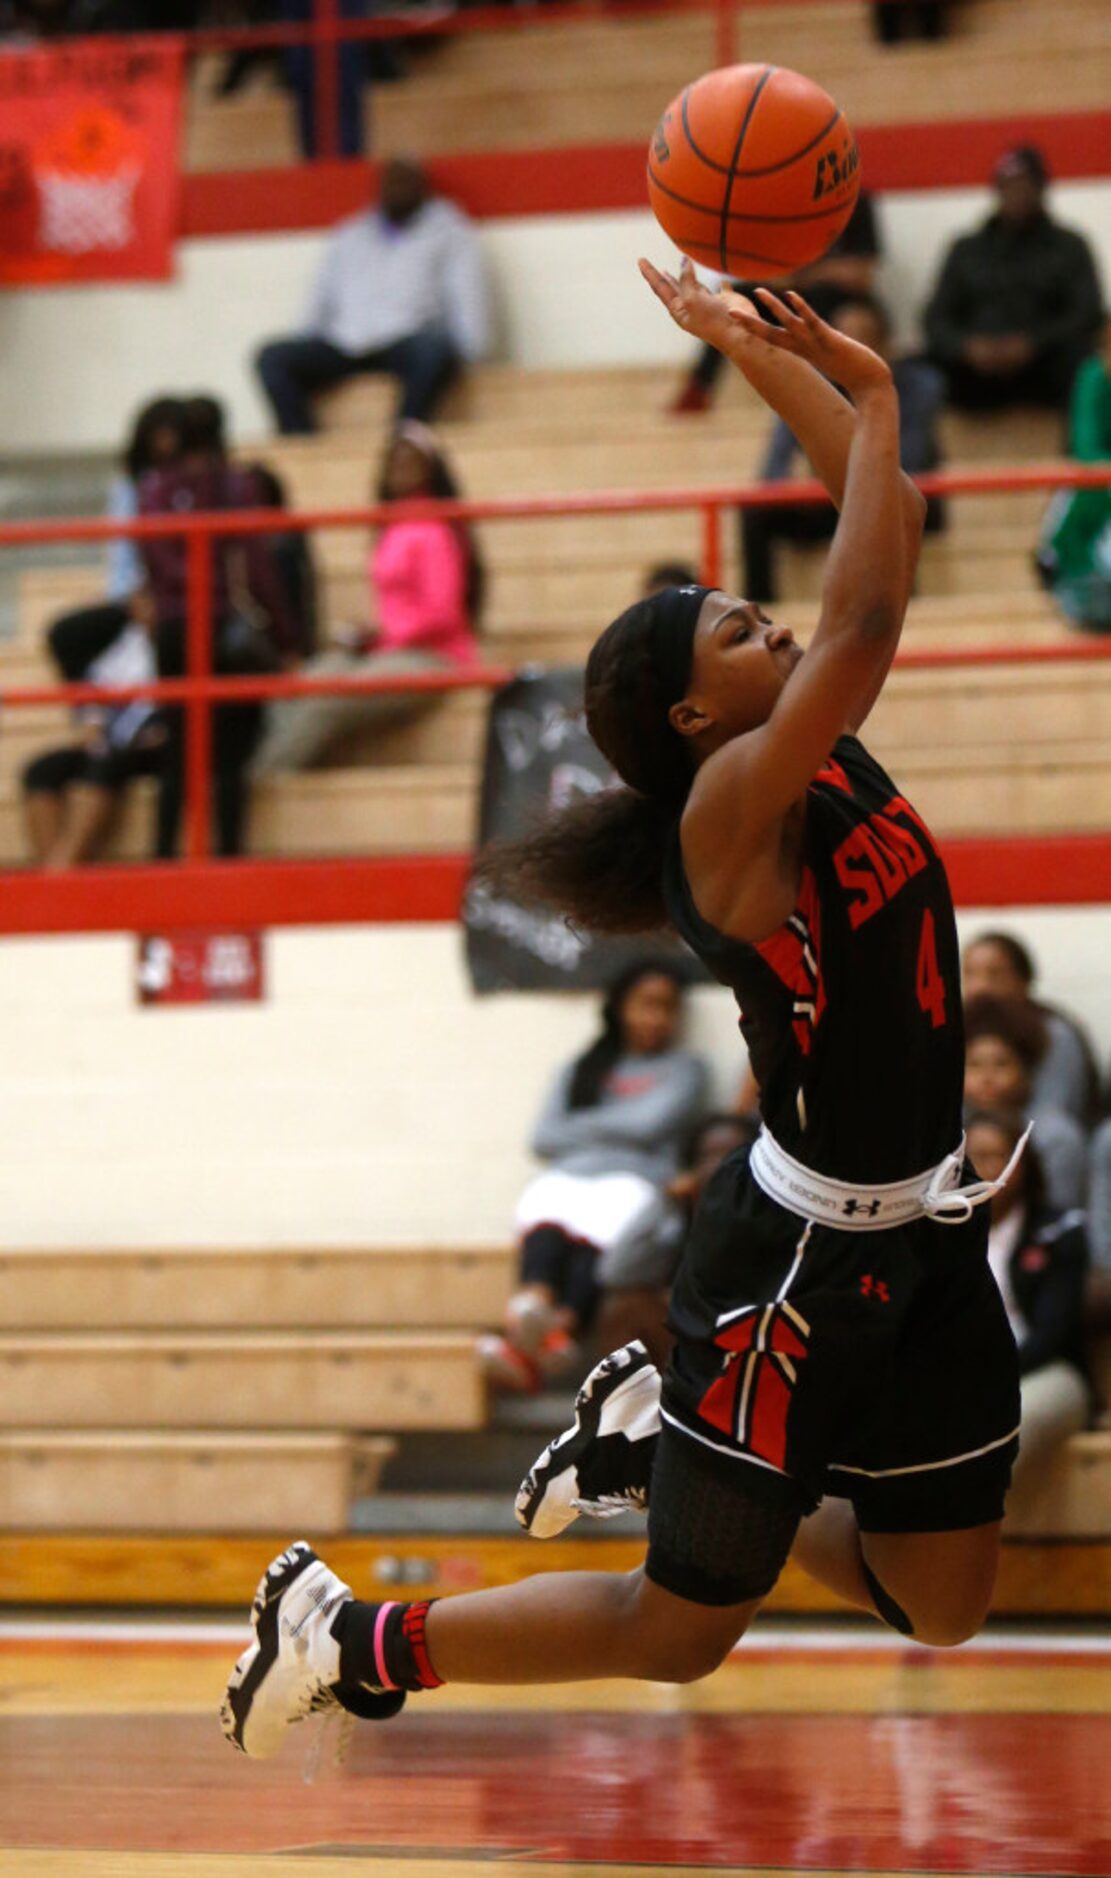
[
  {"xmin": 19, "ymin": 396, "xmax": 185, "ymax": 869},
  {"xmin": 962, "ymin": 929, "xmax": 1100, "ymax": 1128},
  {"xmin": 34, "ymin": 395, "xmax": 183, "ymax": 690},
  {"xmin": 740, "ymin": 293, "xmax": 944, "ymax": 602},
  {"xmin": 255, "ymin": 159, "xmax": 490, "ymax": 433},
  {"xmin": 924, "ymin": 145, "xmax": 1104, "ymax": 413},
  {"xmin": 1036, "ymin": 317, "xmax": 1111, "ymax": 632},
  {"xmin": 1087, "ymin": 1118, "xmax": 1111, "ymax": 1276},
  {"xmin": 242, "ymin": 462, "xmax": 319, "ymax": 661},
  {"xmin": 596, "ymin": 1110, "xmax": 757, "ymax": 1368},
  {"xmin": 1087, "ymin": 1127, "xmax": 1111, "ymax": 1423},
  {"xmin": 139, "ymin": 396, "xmax": 299, "ymax": 858},
  {"xmin": 964, "ymin": 993, "xmax": 1087, "ymax": 1212},
  {"xmin": 670, "ymin": 190, "xmax": 880, "ymax": 415},
  {"xmin": 479, "ymin": 960, "xmax": 708, "ymax": 1392},
  {"xmin": 253, "ymin": 421, "xmax": 482, "ymax": 773},
  {"xmin": 278, "ymin": 0, "xmax": 366, "ymax": 161},
  {"xmin": 22, "ymin": 604, "xmax": 165, "ymax": 870},
  {"xmin": 967, "ymin": 1108, "xmax": 1091, "ymax": 1497}
]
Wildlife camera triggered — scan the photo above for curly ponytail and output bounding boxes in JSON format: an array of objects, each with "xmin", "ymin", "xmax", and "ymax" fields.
[
  {"xmin": 477, "ymin": 787, "xmax": 677, "ymax": 934},
  {"xmin": 475, "ymin": 587, "xmax": 706, "ymax": 935}
]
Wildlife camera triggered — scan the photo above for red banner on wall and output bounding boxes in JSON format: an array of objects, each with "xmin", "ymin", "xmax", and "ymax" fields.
[{"xmin": 0, "ymin": 36, "xmax": 184, "ymax": 287}]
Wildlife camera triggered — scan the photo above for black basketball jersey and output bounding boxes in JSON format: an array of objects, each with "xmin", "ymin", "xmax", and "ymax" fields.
[{"xmin": 663, "ymin": 734, "xmax": 965, "ymax": 1184}]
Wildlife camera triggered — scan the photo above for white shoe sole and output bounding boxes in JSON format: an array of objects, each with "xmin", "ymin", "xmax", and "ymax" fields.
[
  {"xmin": 515, "ymin": 1342, "xmax": 661, "ymax": 1539},
  {"xmin": 221, "ymin": 1541, "xmax": 348, "ymax": 1760}
]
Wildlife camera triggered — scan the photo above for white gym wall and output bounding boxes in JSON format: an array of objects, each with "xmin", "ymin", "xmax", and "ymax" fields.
[
  {"xmin": 0, "ymin": 906, "xmax": 1106, "ymax": 1248},
  {"xmin": 0, "ymin": 181, "xmax": 1107, "ymax": 455}
]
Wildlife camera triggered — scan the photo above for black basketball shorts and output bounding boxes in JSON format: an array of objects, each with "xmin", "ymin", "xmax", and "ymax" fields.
[{"xmin": 645, "ymin": 1147, "xmax": 1021, "ymax": 1607}]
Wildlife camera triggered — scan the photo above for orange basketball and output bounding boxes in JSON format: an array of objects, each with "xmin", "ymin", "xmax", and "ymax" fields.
[{"xmin": 647, "ymin": 63, "xmax": 860, "ymax": 280}]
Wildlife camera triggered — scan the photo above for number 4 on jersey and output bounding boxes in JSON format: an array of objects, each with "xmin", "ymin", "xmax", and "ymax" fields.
[{"xmin": 916, "ymin": 908, "xmax": 948, "ymax": 1029}]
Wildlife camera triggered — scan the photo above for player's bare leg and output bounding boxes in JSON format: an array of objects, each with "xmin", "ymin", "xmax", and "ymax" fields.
[
  {"xmin": 221, "ymin": 1540, "xmax": 759, "ymax": 1758},
  {"xmin": 423, "ymin": 1567, "xmax": 758, "ymax": 1686},
  {"xmin": 793, "ymin": 1499, "xmax": 1002, "ymax": 1644}
]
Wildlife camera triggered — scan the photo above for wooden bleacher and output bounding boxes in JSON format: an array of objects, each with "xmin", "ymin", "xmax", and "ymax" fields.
[
  {"xmin": 0, "ymin": 1330, "xmax": 484, "ymax": 1432},
  {"xmin": 0, "ymin": 1238, "xmax": 1105, "ymax": 1562},
  {"xmin": 0, "ymin": 1243, "xmax": 514, "ymax": 1332},
  {"xmin": 0, "ymin": 1244, "xmax": 512, "ymax": 1535},
  {"xmin": 2, "ymin": 368, "xmax": 1102, "ymax": 864},
  {"xmin": 1005, "ymin": 1431, "xmax": 1111, "ymax": 1541},
  {"xmin": 0, "ymin": 1431, "xmax": 396, "ymax": 1535},
  {"xmin": 185, "ymin": 0, "xmax": 1111, "ymax": 169}
]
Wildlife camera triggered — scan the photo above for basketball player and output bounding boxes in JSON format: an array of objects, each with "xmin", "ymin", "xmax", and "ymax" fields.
[{"xmin": 221, "ymin": 264, "xmax": 1022, "ymax": 1758}]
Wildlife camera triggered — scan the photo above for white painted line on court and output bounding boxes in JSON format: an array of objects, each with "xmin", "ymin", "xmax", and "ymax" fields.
[{"xmin": 0, "ymin": 1617, "xmax": 1108, "ymax": 1657}]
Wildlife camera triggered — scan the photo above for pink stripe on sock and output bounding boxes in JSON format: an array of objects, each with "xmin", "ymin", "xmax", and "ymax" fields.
[{"xmin": 373, "ymin": 1601, "xmax": 401, "ymax": 1691}]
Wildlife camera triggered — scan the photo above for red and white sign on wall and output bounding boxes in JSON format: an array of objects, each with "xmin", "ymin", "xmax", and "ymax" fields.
[
  {"xmin": 137, "ymin": 932, "xmax": 265, "ymax": 1007},
  {"xmin": 0, "ymin": 36, "xmax": 184, "ymax": 286}
]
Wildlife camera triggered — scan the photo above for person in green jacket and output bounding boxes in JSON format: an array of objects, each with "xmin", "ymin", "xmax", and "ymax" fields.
[{"xmin": 1037, "ymin": 321, "xmax": 1111, "ymax": 631}]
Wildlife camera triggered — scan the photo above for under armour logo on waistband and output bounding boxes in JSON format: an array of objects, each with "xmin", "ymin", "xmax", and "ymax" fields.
[{"xmin": 843, "ymin": 1197, "xmax": 882, "ymax": 1217}]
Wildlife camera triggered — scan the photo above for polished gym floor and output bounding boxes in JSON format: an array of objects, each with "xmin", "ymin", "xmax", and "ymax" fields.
[{"xmin": 1, "ymin": 1619, "xmax": 1109, "ymax": 1877}]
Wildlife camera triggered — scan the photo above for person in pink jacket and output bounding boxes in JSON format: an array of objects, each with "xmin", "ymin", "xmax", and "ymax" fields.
[{"xmin": 252, "ymin": 421, "xmax": 484, "ymax": 771}]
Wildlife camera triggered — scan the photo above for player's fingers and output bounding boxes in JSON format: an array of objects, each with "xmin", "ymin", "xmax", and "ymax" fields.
[
  {"xmin": 719, "ymin": 287, "xmax": 757, "ymax": 318},
  {"xmin": 754, "ymin": 286, "xmax": 803, "ymax": 327},
  {"xmin": 639, "ymin": 257, "xmax": 676, "ymax": 292},
  {"xmin": 784, "ymin": 290, "xmax": 825, "ymax": 329},
  {"xmin": 638, "ymin": 258, "xmax": 682, "ymax": 310},
  {"xmin": 728, "ymin": 309, "xmax": 795, "ymax": 349}
]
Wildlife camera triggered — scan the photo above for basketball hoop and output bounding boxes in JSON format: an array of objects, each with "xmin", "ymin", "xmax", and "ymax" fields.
[
  {"xmin": 33, "ymin": 105, "xmax": 145, "ymax": 257},
  {"xmin": 37, "ymin": 163, "xmax": 141, "ymax": 254}
]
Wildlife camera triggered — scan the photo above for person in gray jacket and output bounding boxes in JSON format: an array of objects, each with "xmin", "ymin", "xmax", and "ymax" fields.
[
  {"xmin": 254, "ymin": 159, "xmax": 491, "ymax": 432},
  {"xmin": 480, "ymin": 959, "xmax": 708, "ymax": 1391}
]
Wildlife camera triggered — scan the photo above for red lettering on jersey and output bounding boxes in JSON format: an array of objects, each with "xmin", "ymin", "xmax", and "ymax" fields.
[
  {"xmin": 886, "ymin": 792, "xmax": 933, "ymax": 843},
  {"xmin": 815, "ymin": 756, "xmax": 853, "ymax": 795},
  {"xmin": 833, "ymin": 795, "xmax": 935, "ymax": 930},
  {"xmin": 833, "ymin": 836, "xmax": 885, "ymax": 928},
  {"xmin": 872, "ymin": 809, "xmax": 927, "ymax": 880}
]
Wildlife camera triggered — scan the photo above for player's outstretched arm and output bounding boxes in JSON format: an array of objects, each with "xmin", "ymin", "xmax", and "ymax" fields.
[
  {"xmin": 679, "ymin": 305, "xmax": 923, "ymax": 934},
  {"xmin": 640, "ymin": 261, "xmax": 924, "ymax": 596},
  {"xmin": 640, "ymin": 256, "xmax": 856, "ymax": 505},
  {"xmin": 730, "ymin": 290, "xmax": 926, "ymax": 729}
]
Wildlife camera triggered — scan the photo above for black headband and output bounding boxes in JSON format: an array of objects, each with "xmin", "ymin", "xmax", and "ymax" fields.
[{"xmin": 643, "ymin": 584, "xmax": 710, "ymax": 708}]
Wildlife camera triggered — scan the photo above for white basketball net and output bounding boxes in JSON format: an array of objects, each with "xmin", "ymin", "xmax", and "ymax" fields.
[{"xmin": 37, "ymin": 163, "xmax": 141, "ymax": 254}]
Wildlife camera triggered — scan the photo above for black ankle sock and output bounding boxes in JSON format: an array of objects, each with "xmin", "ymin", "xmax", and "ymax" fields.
[{"xmin": 330, "ymin": 1596, "xmax": 443, "ymax": 1691}]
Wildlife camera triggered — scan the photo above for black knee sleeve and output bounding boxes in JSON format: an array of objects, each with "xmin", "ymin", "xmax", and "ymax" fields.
[{"xmin": 646, "ymin": 1425, "xmax": 804, "ymax": 1607}]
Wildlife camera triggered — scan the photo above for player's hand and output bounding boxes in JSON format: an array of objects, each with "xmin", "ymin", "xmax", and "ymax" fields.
[
  {"xmin": 639, "ymin": 255, "xmax": 769, "ymax": 361},
  {"xmin": 729, "ymin": 287, "xmax": 894, "ymax": 400}
]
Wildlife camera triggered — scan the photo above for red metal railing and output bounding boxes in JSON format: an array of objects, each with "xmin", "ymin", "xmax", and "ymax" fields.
[
  {"xmin": 1, "ymin": 459, "xmax": 1110, "ymax": 865},
  {"xmin": 183, "ymin": 0, "xmax": 736, "ymax": 158},
  {"xmin": 1, "ymin": 0, "xmax": 917, "ymax": 164},
  {"xmin": 180, "ymin": 0, "xmax": 972, "ymax": 164}
]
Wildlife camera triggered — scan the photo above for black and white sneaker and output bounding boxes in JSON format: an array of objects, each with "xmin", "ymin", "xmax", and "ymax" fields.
[
  {"xmin": 220, "ymin": 1541, "xmax": 402, "ymax": 1759},
  {"xmin": 514, "ymin": 1341, "xmax": 662, "ymax": 1539}
]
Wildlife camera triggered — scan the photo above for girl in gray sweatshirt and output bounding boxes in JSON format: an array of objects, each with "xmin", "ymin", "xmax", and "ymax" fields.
[{"xmin": 480, "ymin": 959, "xmax": 708, "ymax": 1391}]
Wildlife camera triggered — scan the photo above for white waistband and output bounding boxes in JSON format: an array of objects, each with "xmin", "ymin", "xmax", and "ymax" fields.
[{"xmin": 748, "ymin": 1122, "xmax": 1031, "ymax": 1233}]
